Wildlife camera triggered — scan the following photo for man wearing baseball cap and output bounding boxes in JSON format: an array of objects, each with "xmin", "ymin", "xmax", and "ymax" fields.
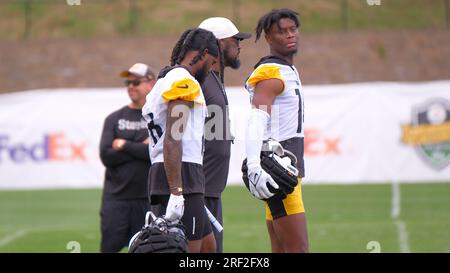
[
  {"xmin": 99, "ymin": 63, "xmax": 156, "ymax": 252},
  {"xmin": 198, "ymin": 17, "xmax": 251, "ymax": 253},
  {"xmin": 119, "ymin": 63, "xmax": 156, "ymax": 109}
]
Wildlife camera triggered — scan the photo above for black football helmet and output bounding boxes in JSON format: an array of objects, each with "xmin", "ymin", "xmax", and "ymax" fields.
[{"xmin": 128, "ymin": 211, "xmax": 188, "ymax": 253}]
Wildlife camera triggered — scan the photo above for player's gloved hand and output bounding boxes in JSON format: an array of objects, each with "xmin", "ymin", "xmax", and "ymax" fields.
[
  {"xmin": 164, "ymin": 194, "xmax": 185, "ymax": 222},
  {"xmin": 246, "ymin": 161, "xmax": 279, "ymax": 199}
]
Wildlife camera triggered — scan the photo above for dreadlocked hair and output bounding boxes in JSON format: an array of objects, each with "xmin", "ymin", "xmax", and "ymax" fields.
[
  {"xmin": 170, "ymin": 28, "xmax": 193, "ymax": 66},
  {"xmin": 170, "ymin": 28, "xmax": 219, "ymax": 67},
  {"xmin": 255, "ymin": 8, "xmax": 300, "ymax": 42}
]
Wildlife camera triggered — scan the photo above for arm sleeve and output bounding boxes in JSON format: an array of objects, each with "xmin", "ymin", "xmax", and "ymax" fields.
[
  {"xmin": 122, "ymin": 142, "xmax": 151, "ymax": 162},
  {"xmin": 99, "ymin": 114, "xmax": 135, "ymax": 167},
  {"xmin": 245, "ymin": 108, "xmax": 270, "ymax": 168}
]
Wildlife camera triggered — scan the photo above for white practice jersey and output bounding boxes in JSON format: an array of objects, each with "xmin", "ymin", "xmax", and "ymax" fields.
[
  {"xmin": 142, "ymin": 66, "xmax": 207, "ymax": 165},
  {"xmin": 245, "ymin": 56, "xmax": 304, "ymax": 142}
]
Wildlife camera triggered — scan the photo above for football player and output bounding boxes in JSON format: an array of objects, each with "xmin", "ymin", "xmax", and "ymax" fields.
[
  {"xmin": 142, "ymin": 28, "xmax": 219, "ymax": 253},
  {"xmin": 244, "ymin": 8, "xmax": 309, "ymax": 252}
]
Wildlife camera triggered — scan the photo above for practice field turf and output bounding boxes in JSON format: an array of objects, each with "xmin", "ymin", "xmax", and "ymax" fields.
[{"xmin": 0, "ymin": 183, "xmax": 449, "ymax": 253}]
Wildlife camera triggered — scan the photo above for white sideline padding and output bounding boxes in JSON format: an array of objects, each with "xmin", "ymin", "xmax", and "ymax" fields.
[{"xmin": 1, "ymin": 81, "xmax": 449, "ymax": 190}]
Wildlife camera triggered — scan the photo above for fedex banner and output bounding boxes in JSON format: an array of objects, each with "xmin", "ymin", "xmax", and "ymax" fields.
[{"xmin": 1, "ymin": 81, "xmax": 450, "ymax": 189}]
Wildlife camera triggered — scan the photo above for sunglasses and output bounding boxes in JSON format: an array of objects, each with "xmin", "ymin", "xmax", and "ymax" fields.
[{"xmin": 124, "ymin": 79, "xmax": 148, "ymax": 87}]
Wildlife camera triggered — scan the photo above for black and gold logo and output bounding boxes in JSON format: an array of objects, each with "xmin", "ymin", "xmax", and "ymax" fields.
[{"xmin": 402, "ymin": 98, "xmax": 450, "ymax": 170}]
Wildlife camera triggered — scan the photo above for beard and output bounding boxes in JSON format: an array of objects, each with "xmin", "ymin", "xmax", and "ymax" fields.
[
  {"xmin": 224, "ymin": 48, "xmax": 241, "ymax": 69},
  {"xmin": 225, "ymin": 56, "xmax": 241, "ymax": 69},
  {"xmin": 194, "ymin": 62, "xmax": 209, "ymax": 84}
]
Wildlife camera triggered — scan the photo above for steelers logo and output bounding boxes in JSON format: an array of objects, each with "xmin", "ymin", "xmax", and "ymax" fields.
[{"xmin": 426, "ymin": 103, "xmax": 447, "ymax": 125}]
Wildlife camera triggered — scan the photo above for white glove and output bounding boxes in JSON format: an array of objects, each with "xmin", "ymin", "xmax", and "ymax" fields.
[
  {"xmin": 164, "ymin": 194, "xmax": 184, "ymax": 222},
  {"xmin": 247, "ymin": 162, "xmax": 279, "ymax": 199}
]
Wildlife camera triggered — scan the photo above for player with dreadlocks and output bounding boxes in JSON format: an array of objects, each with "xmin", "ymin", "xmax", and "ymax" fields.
[
  {"xmin": 243, "ymin": 8, "xmax": 309, "ymax": 252},
  {"xmin": 142, "ymin": 28, "xmax": 219, "ymax": 252}
]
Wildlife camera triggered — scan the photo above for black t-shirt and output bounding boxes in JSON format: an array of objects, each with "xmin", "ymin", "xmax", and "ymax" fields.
[
  {"xmin": 201, "ymin": 71, "xmax": 232, "ymax": 197},
  {"xmin": 99, "ymin": 106, "xmax": 151, "ymax": 200}
]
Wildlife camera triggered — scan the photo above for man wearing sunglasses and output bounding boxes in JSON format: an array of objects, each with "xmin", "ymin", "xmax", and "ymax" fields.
[{"xmin": 99, "ymin": 63, "xmax": 156, "ymax": 252}]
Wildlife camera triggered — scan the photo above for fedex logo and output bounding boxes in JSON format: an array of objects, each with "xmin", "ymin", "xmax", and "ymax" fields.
[
  {"xmin": 0, "ymin": 133, "xmax": 87, "ymax": 163},
  {"xmin": 305, "ymin": 128, "xmax": 342, "ymax": 156}
]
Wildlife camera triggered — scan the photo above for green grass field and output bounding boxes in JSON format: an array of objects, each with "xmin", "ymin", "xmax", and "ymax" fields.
[{"xmin": 0, "ymin": 183, "xmax": 449, "ymax": 253}]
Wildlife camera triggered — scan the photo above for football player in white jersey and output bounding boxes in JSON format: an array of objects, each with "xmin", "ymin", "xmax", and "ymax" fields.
[
  {"xmin": 244, "ymin": 8, "xmax": 309, "ymax": 252},
  {"xmin": 142, "ymin": 28, "xmax": 219, "ymax": 253}
]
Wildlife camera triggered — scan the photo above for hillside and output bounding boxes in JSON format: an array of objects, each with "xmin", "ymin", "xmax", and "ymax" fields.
[{"xmin": 1, "ymin": 29, "xmax": 449, "ymax": 93}]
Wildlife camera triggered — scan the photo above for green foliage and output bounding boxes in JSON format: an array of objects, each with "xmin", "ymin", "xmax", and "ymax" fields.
[{"xmin": 0, "ymin": 0, "xmax": 446, "ymax": 40}]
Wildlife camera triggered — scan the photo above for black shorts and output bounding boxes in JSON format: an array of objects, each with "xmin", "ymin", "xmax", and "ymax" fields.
[
  {"xmin": 150, "ymin": 194, "xmax": 212, "ymax": 241},
  {"xmin": 148, "ymin": 162, "xmax": 205, "ymax": 195},
  {"xmin": 100, "ymin": 198, "xmax": 150, "ymax": 253}
]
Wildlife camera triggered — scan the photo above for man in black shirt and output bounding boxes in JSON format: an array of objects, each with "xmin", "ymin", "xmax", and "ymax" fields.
[
  {"xmin": 99, "ymin": 63, "xmax": 156, "ymax": 252},
  {"xmin": 198, "ymin": 17, "xmax": 251, "ymax": 252}
]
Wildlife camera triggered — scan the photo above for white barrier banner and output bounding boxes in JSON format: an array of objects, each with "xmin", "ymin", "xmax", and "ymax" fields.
[
  {"xmin": 1, "ymin": 81, "xmax": 449, "ymax": 189},
  {"xmin": 0, "ymin": 89, "xmax": 129, "ymax": 189},
  {"xmin": 301, "ymin": 82, "xmax": 450, "ymax": 184}
]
